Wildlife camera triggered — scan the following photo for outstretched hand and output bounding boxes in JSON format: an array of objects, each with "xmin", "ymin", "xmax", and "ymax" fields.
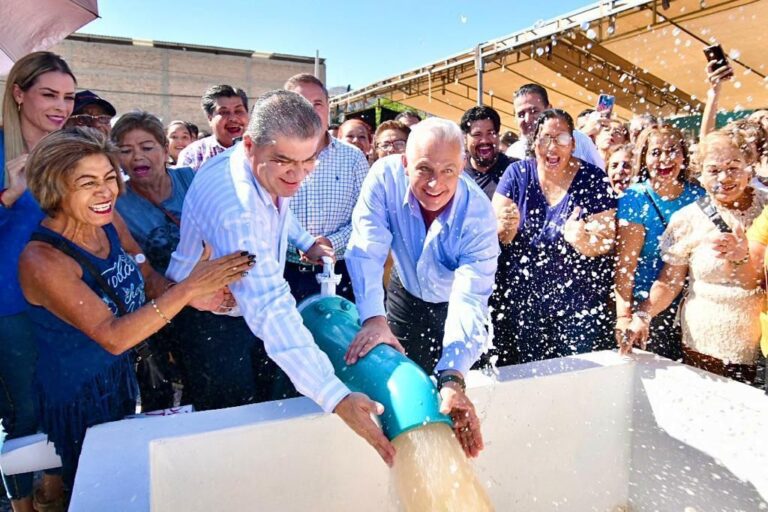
[
  {"xmin": 440, "ymin": 382, "xmax": 484, "ymax": 459},
  {"xmin": 334, "ymin": 392, "xmax": 396, "ymax": 466},
  {"xmin": 183, "ymin": 244, "xmax": 253, "ymax": 301}
]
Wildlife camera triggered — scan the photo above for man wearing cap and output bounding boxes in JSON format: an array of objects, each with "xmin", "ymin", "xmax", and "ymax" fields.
[{"xmin": 65, "ymin": 90, "xmax": 116, "ymax": 137}]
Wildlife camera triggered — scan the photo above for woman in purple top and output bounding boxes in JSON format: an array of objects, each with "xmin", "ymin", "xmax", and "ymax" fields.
[{"xmin": 491, "ymin": 109, "xmax": 617, "ymax": 365}]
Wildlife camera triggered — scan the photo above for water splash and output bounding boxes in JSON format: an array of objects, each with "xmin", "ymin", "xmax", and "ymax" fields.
[{"xmin": 391, "ymin": 423, "xmax": 494, "ymax": 511}]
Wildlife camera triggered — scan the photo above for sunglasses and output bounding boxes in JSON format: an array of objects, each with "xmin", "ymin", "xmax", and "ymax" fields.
[{"xmin": 69, "ymin": 114, "xmax": 112, "ymax": 127}]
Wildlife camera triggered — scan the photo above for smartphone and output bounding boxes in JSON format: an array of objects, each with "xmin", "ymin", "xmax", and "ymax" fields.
[
  {"xmin": 596, "ymin": 94, "xmax": 615, "ymax": 119},
  {"xmin": 703, "ymin": 44, "xmax": 734, "ymax": 78}
]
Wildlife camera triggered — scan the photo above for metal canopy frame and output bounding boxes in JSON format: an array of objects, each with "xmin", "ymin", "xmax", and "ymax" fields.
[{"xmin": 331, "ymin": 0, "xmax": 767, "ymax": 131}]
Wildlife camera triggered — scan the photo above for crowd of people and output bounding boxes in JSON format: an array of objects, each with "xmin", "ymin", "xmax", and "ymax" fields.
[{"xmin": 1, "ymin": 49, "xmax": 766, "ymax": 511}]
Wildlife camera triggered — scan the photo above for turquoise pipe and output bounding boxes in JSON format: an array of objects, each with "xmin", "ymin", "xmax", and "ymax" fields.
[{"xmin": 298, "ymin": 295, "xmax": 452, "ymax": 440}]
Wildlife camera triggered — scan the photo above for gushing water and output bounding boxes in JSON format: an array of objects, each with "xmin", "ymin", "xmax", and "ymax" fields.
[{"xmin": 391, "ymin": 423, "xmax": 494, "ymax": 512}]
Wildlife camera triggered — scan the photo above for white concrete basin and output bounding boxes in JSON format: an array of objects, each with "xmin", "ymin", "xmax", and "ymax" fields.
[{"xmin": 69, "ymin": 351, "xmax": 768, "ymax": 511}]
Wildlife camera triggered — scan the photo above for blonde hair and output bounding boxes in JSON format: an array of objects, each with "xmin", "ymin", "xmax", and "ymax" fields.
[
  {"xmin": 26, "ymin": 128, "xmax": 123, "ymax": 216},
  {"xmin": 2, "ymin": 51, "xmax": 76, "ymax": 187}
]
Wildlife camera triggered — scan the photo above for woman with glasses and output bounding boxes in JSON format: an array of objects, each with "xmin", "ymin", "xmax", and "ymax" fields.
[
  {"xmin": 1, "ymin": 51, "xmax": 75, "ymax": 512},
  {"xmin": 614, "ymin": 125, "xmax": 704, "ymax": 360},
  {"xmin": 490, "ymin": 109, "xmax": 617, "ymax": 365},
  {"xmin": 625, "ymin": 129, "xmax": 767, "ymax": 384},
  {"xmin": 373, "ymin": 120, "xmax": 410, "ymax": 161}
]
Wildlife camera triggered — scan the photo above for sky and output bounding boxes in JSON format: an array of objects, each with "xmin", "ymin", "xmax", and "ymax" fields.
[{"xmin": 79, "ymin": 0, "xmax": 593, "ymax": 90}]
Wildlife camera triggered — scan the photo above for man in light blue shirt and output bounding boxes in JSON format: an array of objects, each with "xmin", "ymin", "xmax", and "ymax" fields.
[
  {"xmin": 345, "ymin": 118, "xmax": 499, "ymax": 458},
  {"xmin": 167, "ymin": 90, "xmax": 395, "ymax": 465}
]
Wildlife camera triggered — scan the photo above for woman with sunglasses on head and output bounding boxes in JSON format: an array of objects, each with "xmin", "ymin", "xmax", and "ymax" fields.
[
  {"xmin": 491, "ymin": 109, "xmax": 617, "ymax": 365},
  {"xmin": 0, "ymin": 51, "xmax": 76, "ymax": 512},
  {"xmin": 625, "ymin": 130, "xmax": 767, "ymax": 384},
  {"xmin": 614, "ymin": 125, "xmax": 704, "ymax": 361}
]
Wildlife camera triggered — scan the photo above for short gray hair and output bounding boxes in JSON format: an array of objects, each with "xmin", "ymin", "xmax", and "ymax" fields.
[
  {"xmin": 406, "ymin": 117, "xmax": 465, "ymax": 156},
  {"xmin": 245, "ymin": 90, "xmax": 322, "ymax": 146}
]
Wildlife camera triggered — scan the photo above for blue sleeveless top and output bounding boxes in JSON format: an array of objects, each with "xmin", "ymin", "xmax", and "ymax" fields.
[{"xmin": 27, "ymin": 223, "xmax": 143, "ymax": 460}]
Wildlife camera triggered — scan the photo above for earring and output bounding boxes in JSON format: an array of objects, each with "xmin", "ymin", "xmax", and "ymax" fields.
[{"xmin": 16, "ymin": 103, "xmax": 21, "ymax": 112}]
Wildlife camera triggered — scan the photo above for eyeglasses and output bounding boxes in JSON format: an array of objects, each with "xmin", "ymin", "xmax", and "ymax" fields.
[
  {"xmin": 377, "ymin": 140, "xmax": 407, "ymax": 151},
  {"xmin": 69, "ymin": 114, "xmax": 112, "ymax": 127},
  {"xmin": 537, "ymin": 133, "xmax": 572, "ymax": 147}
]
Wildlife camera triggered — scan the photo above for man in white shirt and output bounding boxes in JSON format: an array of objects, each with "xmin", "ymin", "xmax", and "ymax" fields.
[
  {"xmin": 506, "ymin": 83, "xmax": 604, "ymax": 169},
  {"xmin": 167, "ymin": 90, "xmax": 395, "ymax": 465},
  {"xmin": 345, "ymin": 118, "xmax": 499, "ymax": 458}
]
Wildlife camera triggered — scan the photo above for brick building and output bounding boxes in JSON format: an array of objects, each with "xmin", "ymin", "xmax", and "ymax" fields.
[{"xmin": 0, "ymin": 33, "xmax": 325, "ymax": 129}]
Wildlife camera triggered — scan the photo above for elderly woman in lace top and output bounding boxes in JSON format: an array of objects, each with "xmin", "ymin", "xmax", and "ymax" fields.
[{"xmin": 625, "ymin": 129, "xmax": 767, "ymax": 383}]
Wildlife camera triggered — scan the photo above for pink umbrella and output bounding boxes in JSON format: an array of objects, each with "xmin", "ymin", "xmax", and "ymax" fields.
[{"xmin": 0, "ymin": 0, "xmax": 99, "ymax": 74}]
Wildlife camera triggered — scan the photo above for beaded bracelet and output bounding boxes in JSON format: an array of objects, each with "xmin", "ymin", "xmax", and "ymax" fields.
[
  {"xmin": 729, "ymin": 254, "xmax": 749, "ymax": 266},
  {"xmin": 150, "ymin": 299, "xmax": 171, "ymax": 325}
]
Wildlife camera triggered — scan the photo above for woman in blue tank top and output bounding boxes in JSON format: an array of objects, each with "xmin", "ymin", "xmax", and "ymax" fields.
[
  {"xmin": 0, "ymin": 51, "xmax": 76, "ymax": 510},
  {"xmin": 17, "ymin": 128, "xmax": 253, "ymax": 491}
]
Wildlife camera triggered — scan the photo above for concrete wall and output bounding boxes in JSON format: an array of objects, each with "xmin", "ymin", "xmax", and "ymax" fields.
[
  {"xmin": 70, "ymin": 351, "xmax": 767, "ymax": 511},
  {"xmin": 0, "ymin": 35, "xmax": 324, "ymax": 129}
]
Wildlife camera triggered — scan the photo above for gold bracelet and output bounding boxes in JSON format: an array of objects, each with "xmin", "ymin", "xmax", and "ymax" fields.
[{"xmin": 150, "ymin": 299, "xmax": 171, "ymax": 325}]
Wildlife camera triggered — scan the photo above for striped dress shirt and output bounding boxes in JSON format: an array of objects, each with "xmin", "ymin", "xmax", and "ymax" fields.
[
  {"xmin": 346, "ymin": 155, "xmax": 500, "ymax": 376},
  {"xmin": 286, "ymin": 137, "xmax": 369, "ymax": 263},
  {"xmin": 166, "ymin": 143, "xmax": 350, "ymax": 412}
]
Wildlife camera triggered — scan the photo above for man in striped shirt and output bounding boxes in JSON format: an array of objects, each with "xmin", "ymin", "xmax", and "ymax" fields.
[
  {"xmin": 283, "ymin": 74, "xmax": 369, "ymax": 303},
  {"xmin": 167, "ymin": 90, "xmax": 395, "ymax": 466},
  {"xmin": 176, "ymin": 84, "xmax": 250, "ymax": 171}
]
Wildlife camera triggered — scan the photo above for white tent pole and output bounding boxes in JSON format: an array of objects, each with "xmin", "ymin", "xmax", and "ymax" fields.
[{"xmin": 475, "ymin": 44, "xmax": 484, "ymax": 106}]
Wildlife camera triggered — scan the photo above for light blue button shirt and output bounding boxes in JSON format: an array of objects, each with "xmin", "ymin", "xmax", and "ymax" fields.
[
  {"xmin": 346, "ymin": 155, "xmax": 500, "ymax": 375},
  {"xmin": 167, "ymin": 143, "xmax": 350, "ymax": 413}
]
